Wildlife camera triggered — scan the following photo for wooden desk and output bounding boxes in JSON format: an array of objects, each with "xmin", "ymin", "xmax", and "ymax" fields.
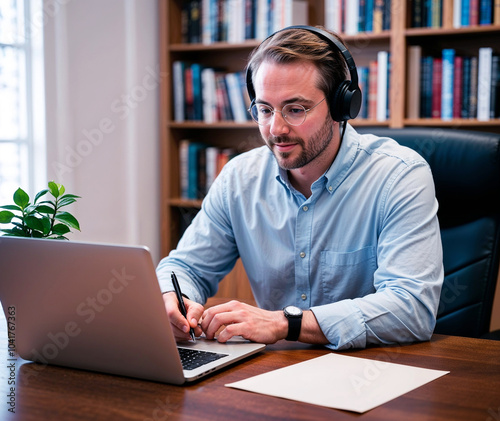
[{"xmin": 1, "ymin": 313, "xmax": 499, "ymax": 420}]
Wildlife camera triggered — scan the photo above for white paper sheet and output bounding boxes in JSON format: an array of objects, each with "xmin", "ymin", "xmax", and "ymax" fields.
[{"xmin": 225, "ymin": 353, "xmax": 449, "ymax": 413}]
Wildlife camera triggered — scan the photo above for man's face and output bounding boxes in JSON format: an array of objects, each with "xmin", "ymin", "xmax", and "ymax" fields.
[{"xmin": 253, "ymin": 60, "xmax": 336, "ymax": 172}]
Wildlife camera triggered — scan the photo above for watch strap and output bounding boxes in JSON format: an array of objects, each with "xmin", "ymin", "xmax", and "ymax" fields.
[{"xmin": 285, "ymin": 315, "xmax": 301, "ymax": 341}]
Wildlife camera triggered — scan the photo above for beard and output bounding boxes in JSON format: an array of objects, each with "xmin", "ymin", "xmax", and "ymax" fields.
[{"xmin": 265, "ymin": 117, "xmax": 335, "ymax": 170}]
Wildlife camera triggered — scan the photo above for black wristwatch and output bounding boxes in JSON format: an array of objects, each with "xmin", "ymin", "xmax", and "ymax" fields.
[{"xmin": 283, "ymin": 305, "xmax": 303, "ymax": 341}]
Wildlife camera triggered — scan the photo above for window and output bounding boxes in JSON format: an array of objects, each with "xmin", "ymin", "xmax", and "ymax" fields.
[{"xmin": 0, "ymin": 0, "xmax": 45, "ymax": 205}]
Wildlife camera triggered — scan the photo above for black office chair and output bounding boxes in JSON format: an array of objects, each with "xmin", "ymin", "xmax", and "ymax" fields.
[{"xmin": 356, "ymin": 126, "xmax": 500, "ymax": 339}]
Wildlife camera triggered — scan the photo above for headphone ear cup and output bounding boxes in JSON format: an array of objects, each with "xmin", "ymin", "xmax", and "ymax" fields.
[
  {"xmin": 331, "ymin": 80, "xmax": 362, "ymax": 122},
  {"xmin": 331, "ymin": 80, "xmax": 350, "ymax": 122}
]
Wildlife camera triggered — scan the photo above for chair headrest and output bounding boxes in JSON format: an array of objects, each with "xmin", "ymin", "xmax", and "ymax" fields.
[{"xmin": 356, "ymin": 127, "xmax": 500, "ymax": 227}]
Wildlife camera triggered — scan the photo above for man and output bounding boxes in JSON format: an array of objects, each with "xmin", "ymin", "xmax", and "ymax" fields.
[{"xmin": 156, "ymin": 26, "xmax": 444, "ymax": 350}]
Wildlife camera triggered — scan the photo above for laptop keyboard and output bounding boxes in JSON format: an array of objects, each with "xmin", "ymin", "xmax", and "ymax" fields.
[{"xmin": 178, "ymin": 347, "xmax": 228, "ymax": 370}]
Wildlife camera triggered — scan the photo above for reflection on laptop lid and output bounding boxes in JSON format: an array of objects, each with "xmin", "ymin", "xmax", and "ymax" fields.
[{"xmin": 0, "ymin": 237, "xmax": 265, "ymax": 384}]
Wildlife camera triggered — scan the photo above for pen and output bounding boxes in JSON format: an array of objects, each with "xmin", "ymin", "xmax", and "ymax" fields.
[{"xmin": 171, "ymin": 271, "xmax": 196, "ymax": 341}]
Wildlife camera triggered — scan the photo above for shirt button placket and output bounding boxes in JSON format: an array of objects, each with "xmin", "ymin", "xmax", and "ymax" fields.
[{"xmin": 295, "ymin": 202, "xmax": 312, "ymax": 307}]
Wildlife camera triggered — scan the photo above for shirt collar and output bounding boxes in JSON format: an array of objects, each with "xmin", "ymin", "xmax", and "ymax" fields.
[{"xmin": 274, "ymin": 123, "xmax": 359, "ymax": 195}]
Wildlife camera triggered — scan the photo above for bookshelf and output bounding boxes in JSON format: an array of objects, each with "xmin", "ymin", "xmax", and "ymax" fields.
[{"xmin": 159, "ymin": 0, "xmax": 500, "ymax": 298}]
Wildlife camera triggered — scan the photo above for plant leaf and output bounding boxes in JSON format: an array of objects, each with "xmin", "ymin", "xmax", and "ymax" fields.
[
  {"xmin": 48, "ymin": 235, "xmax": 69, "ymax": 240},
  {"xmin": 0, "ymin": 211, "xmax": 15, "ymax": 223},
  {"xmin": 0, "ymin": 227, "xmax": 27, "ymax": 237},
  {"xmin": 35, "ymin": 205, "xmax": 55, "ymax": 214},
  {"xmin": 57, "ymin": 197, "xmax": 77, "ymax": 207},
  {"xmin": 34, "ymin": 189, "xmax": 49, "ymax": 203},
  {"xmin": 59, "ymin": 184, "xmax": 65, "ymax": 196},
  {"xmin": 60, "ymin": 194, "xmax": 81, "ymax": 200},
  {"xmin": 48, "ymin": 181, "xmax": 60, "ymax": 198},
  {"xmin": 31, "ymin": 230, "xmax": 44, "ymax": 238},
  {"xmin": 25, "ymin": 204, "xmax": 38, "ymax": 215},
  {"xmin": 51, "ymin": 223, "xmax": 71, "ymax": 235},
  {"xmin": 0, "ymin": 205, "xmax": 22, "ymax": 212},
  {"xmin": 54, "ymin": 211, "xmax": 80, "ymax": 230},
  {"xmin": 25, "ymin": 215, "xmax": 44, "ymax": 232},
  {"xmin": 40, "ymin": 216, "xmax": 52, "ymax": 235},
  {"xmin": 13, "ymin": 188, "xmax": 30, "ymax": 209}
]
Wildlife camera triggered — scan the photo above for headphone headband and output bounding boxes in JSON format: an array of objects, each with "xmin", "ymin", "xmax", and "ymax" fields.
[{"xmin": 245, "ymin": 25, "xmax": 362, "ymax": 122}]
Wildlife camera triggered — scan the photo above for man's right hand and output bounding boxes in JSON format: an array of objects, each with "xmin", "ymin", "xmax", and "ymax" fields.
[{"xmin": 163, "ymin": 291, "xmax": 204, "ymax": 342}]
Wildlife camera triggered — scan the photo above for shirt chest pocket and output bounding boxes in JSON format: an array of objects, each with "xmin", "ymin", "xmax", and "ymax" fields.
[{"xmin": 320, "ymin": 246, "xmax": 377, "ymax": 302}]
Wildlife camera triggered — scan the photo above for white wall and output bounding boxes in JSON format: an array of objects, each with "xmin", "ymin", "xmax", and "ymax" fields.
[{"xmin": 43, "ymin": 0, "xmax": 161, "ymax": 263}]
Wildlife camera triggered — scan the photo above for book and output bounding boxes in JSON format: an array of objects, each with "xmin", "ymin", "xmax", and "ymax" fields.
[
  {"xmin": 376, "ymin": 51, "xmax": 389, "ymax": 121},
  {"xmin": 173, "ymin": 61, "xmax": 186, "ymax": 122},
  {"xmin": 453, "ymin": 0, "xmax": 462, "ymax": 27},
  {"xmin": 373, "ymin": 0, "xmax": 384, "ymax": 32},
  {"xmin": 469, "ymin": 56, "xmax": 478, "ymax": 118},
  {"xmin": 461, "ymin": 56, "xmax": 471, "ymax": 118},
  {"xmin": 407, "ymin": 46, "xmax": 422, "ymax": 119},
  {"xmin": 470, "ymin": 0, "xmax": 479, "ymax": 25},
  {"xmin": 368, "ymin": 60, "xmax": 378, "ymax": 119},
  {"xmin": 225, "ymin": 72, "xmax": 248, "ymax": 123},
  {"xmin": 205, "ymin": 146, "xmax": 220, "ymax": 193},
  {"xmin": 357, "ymin": 66, "xmax": 370, "ymax": 118},
  {"xmin": 479, "ymin": 0, "xmax": 493, "ymax": 24},
  {"xmin": 441, "ymin": 49, "xmax": 455, "ymax": 120},
  {"xmin": 345, "ymin": 0, "xmax": 360, "ymax": 35},
  {"xmin": 431, "ymin": 58, "xmax": 443, "ymax": 118},
  {"xmin": 202, "ymin": 67, "xmax": 217, "ymax": 123},
  {"xmin": 477, "ymin": 47, "xmax": 492, "ymax": 121},
  {"xmin": 420, "ymin": 56, "xmax": 434, "ymax": 118},
  {"xmin": 453, "ymin": 55, "xmax": 464, "ymax": 118},
  {"xmin": 179, "ymin": 139, "xmax": 190, "ymax": 199},
  {"xmin": 325, "ymin": 0, "xmax": 343, "ymax": 32},
  {"xmin": 490, "ymin": 55, "xmax": 500, "ymax": 118},
  {"xmin": 191, "ymin": 63, "xmax": 204, "ymax": 121}
]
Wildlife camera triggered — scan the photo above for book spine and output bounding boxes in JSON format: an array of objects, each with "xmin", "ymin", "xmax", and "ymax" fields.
[
  {"xmin": 179, "ymin": 140, "xmax": 190, "ymax": 199},
  {"xmin": 453, "ymin": 55, "xmax": 464, "ymax": 118},
  {"xmin": 470, "ymin": 0, "xmax": 479, "ymax": 25},
  {"xmin": 173, "ymin": 61, "xmax": 185, "ymax": 122},
  {"xmin": 407, "ymin": 46, "xmax": 422, "ymax": 119},
  {"xmin": 490, "ymin": 55, "xmax": 500, "ymax": 118},
  {"xmin": 441, "ymin": 49, "xmax": 455, "ymax": 120},
  {"xmin": 477, "ymin": 47, "xmax": 492, "ymax": 121},
  {"xmin": 479, "ymin": 0, "xmax": 493, "ymax": 23},
  {"xmin": 462, "ymin": 0, "xmax": 470, "ymax": 25},
  {"xmin": 368, "ymin": 60, "xmax": 378, "ymax": 119},
  {"xmin": 469, "ymin": 56, "xmax": 478, "ymax": 118},
  {"xmin": 420, "ymin": 56, "xmax": 434, "ymax": 118},
  {"xmin": 432, "ymin": 58, "xmax": 443, "ymax": 118},
  {"xmin": 461, "ymin": 56, "xmax": 471, "ymax": 118},
  {"xmin": 376, "ymin": 51, "xmax": 389, "ymax": 121},
  {"xmin": 225, "ymin": 72, "xmax": 248, "ymax": 123},
  {"xmin": 453, "ymin": 0, "xmax": 462, "ymax": 27}
]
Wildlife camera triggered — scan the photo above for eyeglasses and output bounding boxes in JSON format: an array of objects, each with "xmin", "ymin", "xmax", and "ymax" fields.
[{"xmin": 248, "ymin": 97, "xmax": 327, "ymax": 126}]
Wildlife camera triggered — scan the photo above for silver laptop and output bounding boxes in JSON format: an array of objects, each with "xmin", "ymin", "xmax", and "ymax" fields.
[{"xmin": 0, "ymin": 237, "xmax": 265, "ymax": 384}]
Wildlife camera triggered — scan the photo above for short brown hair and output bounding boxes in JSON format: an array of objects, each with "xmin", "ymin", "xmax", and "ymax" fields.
[{"xmin": 246, "ymin": 26, "xmax": 350, "ymax": 108}]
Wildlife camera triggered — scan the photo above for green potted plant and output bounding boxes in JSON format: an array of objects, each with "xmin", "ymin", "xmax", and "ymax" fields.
[{"xmin": 0, "ymin": 181, "xmax": 81, "ymax": 240}]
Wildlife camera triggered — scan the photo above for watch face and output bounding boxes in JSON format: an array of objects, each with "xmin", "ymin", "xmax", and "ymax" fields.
[{"xmin": 285, "ymin": 306, "xmax": 302, "ymax": 317}]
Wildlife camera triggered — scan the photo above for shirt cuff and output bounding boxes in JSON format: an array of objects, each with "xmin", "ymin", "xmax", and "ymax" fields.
[
  {"xmin": 310, "ymin": 300, "xmax": 367, "ymax": 350},
  {"xmin": 156, "ymin": 269, "xmax": 204, "ymax": 304}
]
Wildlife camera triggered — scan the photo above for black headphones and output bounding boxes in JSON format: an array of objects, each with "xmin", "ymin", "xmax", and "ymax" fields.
[{"xmin": 246, "ymin": 25, "xmax": 362, "ymax": 122}]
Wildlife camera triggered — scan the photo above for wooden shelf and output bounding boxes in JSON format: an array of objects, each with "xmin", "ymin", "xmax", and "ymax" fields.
[
  {"xmin": 405, "ymin": 118, "xmax": 500, "ymax": 127},
  {"xmin": 169, "ymin": 198, "xmax": 203, "ymax": 208},
  {"xmin": 405, "ymin": 24, "xmax": 500, "ymax": 37}
]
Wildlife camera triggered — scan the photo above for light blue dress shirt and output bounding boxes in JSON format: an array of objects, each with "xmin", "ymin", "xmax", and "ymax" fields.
[{"xmin": 157, "ymin": 124, "xmax": 444, "ymax": 350}]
